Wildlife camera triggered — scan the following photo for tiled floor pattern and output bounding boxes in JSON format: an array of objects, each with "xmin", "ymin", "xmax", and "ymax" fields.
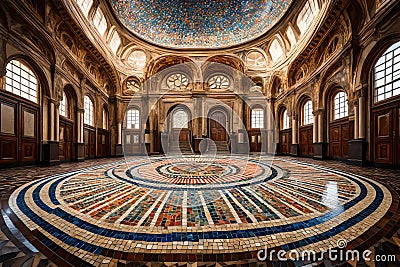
[{"xmin": 2, "ymin": 156, "xmax": 399, "ymax": 266}]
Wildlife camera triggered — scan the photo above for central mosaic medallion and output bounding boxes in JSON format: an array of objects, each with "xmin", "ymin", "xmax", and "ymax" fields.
[
  {"xmin": 120, "ymin": 157, "xmax": 273, "ymax": 189},
  {"xmin": 8, "ymin": 156, "xmax": 393, "ymax": 264}
]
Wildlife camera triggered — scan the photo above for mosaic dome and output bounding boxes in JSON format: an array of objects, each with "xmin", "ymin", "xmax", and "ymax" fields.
[{"xmin": 110, "ymin": 0, "xmax": 292, "ymax": 49}]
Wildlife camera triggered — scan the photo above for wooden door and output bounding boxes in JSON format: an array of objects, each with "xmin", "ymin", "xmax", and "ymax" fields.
[
  {"xmin": 59, "ymin": 119, "xmax": 73, "ymax": 161},
  {"xmin": 249, "ymin": 130, "xmax": 261, "ymax": 152},
  {"xmin": 0, "ymin": 94, "xmax": 39, "ymax": 167},
  {"xmin": 124, "ymin": 130, "xmax": 141, "ymax": 155},
  {"xmin": 329, "ymin": 118, "xmax": 351, "ymax": 159},
  {"xmin": 209, "ymin": 111, "xmax": 227, "ymax": 141},
  {"xmin": 97, "ymin": 129, "xmax": 110, "ymax": 158},
  {"xmin": 373, "ymin": 108, "xmax": 395, "ymax": 165},
  {"xmin": 280, "ymin": 129, "xmax": 291, "ymax": 154},
  {"xmin": 84, "ymin": 126, "xmax": 96, "ymax": 159},
  {"xmin": 299, "ymin": 125, "xmax": 313, "ymax": 157}
]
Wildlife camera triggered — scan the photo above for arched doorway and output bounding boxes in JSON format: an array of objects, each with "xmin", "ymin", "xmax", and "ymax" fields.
[
  {"xmin": 166, "ymin": 106, "xmax": 192, "ymax": 154},
  {"xmin": 208, "ymin": 110, "xmax": 228, "ymax": 141},
  {"xmin": 59, "ymin": 85, "xmax": 77, "ymax": 162},
  {"xmin": 171, "ymin": 108, "xmax": 190, "ymax": 142},
  {"xmin": 0, "ymin": 59, "xmax": 42, "ymax": 167}
]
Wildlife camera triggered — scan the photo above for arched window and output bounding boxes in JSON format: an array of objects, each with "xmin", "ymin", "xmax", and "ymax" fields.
[
  {"xmin": 251, "ymin": 108, "xmax": 264, "ymax": 129},
  {"xmin": 93, "ymin": 8, "xmax": 108, "ymax": 36},
  {"xmin": 208, "ymin": 74, "xmax": 230, "ymax": 90},
  {"xmin": 76, "ymin": 0, "xmax": 92, "ymax": 17},
  {"xmin": 126, "ymin": 109, "xmax": 140, "ymax": 129},
  {"xmin": 374, "ymin": 42, "xmax": 400, "ymax": 103},
  {"xmin": 127, "ymin": 50, "xmax": 146, "ymax": 70},
  {"xmin": 303, "ymin": 100, "xmax": 313, "ymax": 125},
  {"xmin": 172, "ymin": 109, "xmax": 188, "ymax": 129},
  {"xmin": 102, "ymin": 107, "xmax": 108, "ymax": 130},
  {"xmin": 333, "ymin": 91, "xmax": 348, "ymax": 120},
  {"xmin": 109, "ymin": 30, "xmax": 121, "ymax": 54},
  {"xmin": 286, "ymin": 26, "xmax": 297, "ymax": 49},
  {"xmin": 84, "ymin": 96, "xmax": 94, "ymax": 126},
  {"xmin": 297, "ymin": 0, "xmax": 319, "ymax": 35},
  {"xmin": 269, "ymin": 39, "xmax": 283, "ymax": 62},
  {"xmin": 246, "ymin": 51, "xmax": 267, "ymax": 69},
  {"xmin": 5, "ymin": 59, "xmax": 38, "ymax": 103},
  {"xmin": 60, "ymin": 91, "xmax": 68, "ymax": 118},
  {"xmin": 166, "ymin": 73, "xmax": 190, "ymax": 91},
  {"xmin": 282, "ymin": 109, "xmax": 290, "ymax": 130}
]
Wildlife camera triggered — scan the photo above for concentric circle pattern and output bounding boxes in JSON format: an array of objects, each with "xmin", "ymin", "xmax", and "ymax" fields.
[{"xmin": 9, "ymin": 156, "xmax": 392, "ymax": 264}]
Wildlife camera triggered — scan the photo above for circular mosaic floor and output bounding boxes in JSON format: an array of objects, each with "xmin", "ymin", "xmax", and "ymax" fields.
[{"xmin": 8, "ymin": 156, "xmax": 393, "ymax": 265}]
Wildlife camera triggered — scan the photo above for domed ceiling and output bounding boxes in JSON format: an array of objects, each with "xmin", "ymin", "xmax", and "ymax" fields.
[{"xmin": 110, "ymin": 0, "xmax": 292, "ymax": 49}]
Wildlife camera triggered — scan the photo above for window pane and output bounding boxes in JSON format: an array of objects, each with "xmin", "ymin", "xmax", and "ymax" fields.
[
  {"xmin": 303, "ymin": 100, "xmax": 313, "ymax": 125},
  {"xmin": 251, "ymin": 109, "xmax": 264, "ymax": 128},
  {"xmin": 333, "ymin": 91, "xmax": 348, "ymax": 120},
  {"xmin": 374, "ymin": 41, "xmax": 400, "ymax": 102},
  {"xmin": 127, "ymin": 109, "xmax": 140, "ymax": 129},
  {"xmin": 84, "ymin": 96, "xmax": 94, "ymax": 126},
  {"xmin": 5, "ymin": 60, "xmax": 38, "ymax": 103}
]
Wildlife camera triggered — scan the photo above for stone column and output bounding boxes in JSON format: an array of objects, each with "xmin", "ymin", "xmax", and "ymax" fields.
[
  {"xmin": 358, "ymin": 95, "xmax": 366, "ymax": 139},
  {"xmin": 312, "ymin": 112, "xmax": 318, "ymax": 143},
  {"xmin": 313, "ymin": 110, "xmax": 327, "ymax": 160},
  {"xmin": 348, "ymin": 86, "xmax": 367, "ymax": 166},
  {"xmin": 290, "ymin": 115, "xmax": 299, "ymax": 156},
  {"xmin": 42, "ymin": 99, "xmax": 60, "ymax": 165},
  {"xmin": 75, "ymin": 108, "xmax": 85, "ymax": 161}
]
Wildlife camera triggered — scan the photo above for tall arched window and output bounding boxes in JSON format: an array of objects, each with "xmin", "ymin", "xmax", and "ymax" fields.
[
  {"xmin": 109, "ymin": 31, "xmax": 121, "ymax": 54},
  {"xmin": 172, "ymin": 109, "xmax": 188, "ymax": 128},
  {"xmin": 5, "ymin": 59, "xmax": 38, "ymax": 103},
  {"xmin": 76, "ymin": 0, "xmax": 92, "ymax": 17},
  {"xmin": 297, "ymin": 0, "xmax": 319, "ymax": 35},
  {"xmin": 282, "ymin": 109, "xmax": 290, "ymax": 130},
  {"xmin": 251, "ymin": 108, "xmax": 264, "ymax": 129},
  {"xmin": 333, "ymin": 91, "xmax": 348, "ymax": 120},
  {"xmin": 60, "ymin": 91, "xmax": 68, "ymax": 118},
  {"xmin": 374, "ymin": 42, "xmax": 400, "ymax": 103},
  {"xmin": 102, "ymin": 107, "xmax": 108, "ymax": 130},
  {"xmin": 84, "ymin": 96, "xmax": 94, "ymax": 126},
  {"xmin": 127, "ymin": 109, "xmax": 140, "ymax": 129},
  {"xmin": 269, "ymin": 39, "xmax": 284, "ymax": 62},
  {"xmin": 303, "ymin": 100, "xmax": 313, "ymax": 125},
  {"xmin": 93, "ymin": 8, "xmax": 108, "ymax": 36}
]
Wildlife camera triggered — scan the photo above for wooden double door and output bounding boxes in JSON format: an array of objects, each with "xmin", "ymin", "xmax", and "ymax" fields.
[
  {"xmin": 209, "ymin": 111, "xmax": 227, "ymax": 141},
  {"xmin": 0, "ymin": 94, "xmax": 39, "ymax": 167},
  {"xmin": 329, "ymin": 119, "xmax": 353, "ymax": 159},
  {"xmin": 299, "ymin": 125, "xmax": 313, "ymax": 157},
  {"xmin": 373, "ymin": 105, "xmax": 400, "ymax": 167},
  {"xmin": 280, "ymin": 129, "xmax": 292, "ymax": 154}
]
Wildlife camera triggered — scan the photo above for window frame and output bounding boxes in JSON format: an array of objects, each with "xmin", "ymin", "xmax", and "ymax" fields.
[
  {"xmin": 332, "ymin": 91, "xmax": 349, "ymax": 120},
  {"xmin": 282, "ymin": 109, "xmax": 290, "ymax": 130},
  {"xmin": 126, "ymin": 108, "xmax": 140, "ymax": 130},
  {"xmin": 373, "ymin": 42, "xmax": 400, "ymax": 103},
  {"xmin": 251, "ymin": 108, "xmax": 264, "ymax": 129},
  {"xmin": 5, "ymin": 59, "xmax": 39, "ymax": 104},
  {"xmin": 60, "ymin": 91, "xmax": 68, "ymax": 118},
  {"xmin": 84, "ymin": 95, "xmax": 94, "ymax": 126},
  {"xmin": 302, "ymin": 100, "xmax": 314, "ymax": 126},
  {"xmin": 208, "ymin": 74, "xmax": 230, "ymax": 90}
]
